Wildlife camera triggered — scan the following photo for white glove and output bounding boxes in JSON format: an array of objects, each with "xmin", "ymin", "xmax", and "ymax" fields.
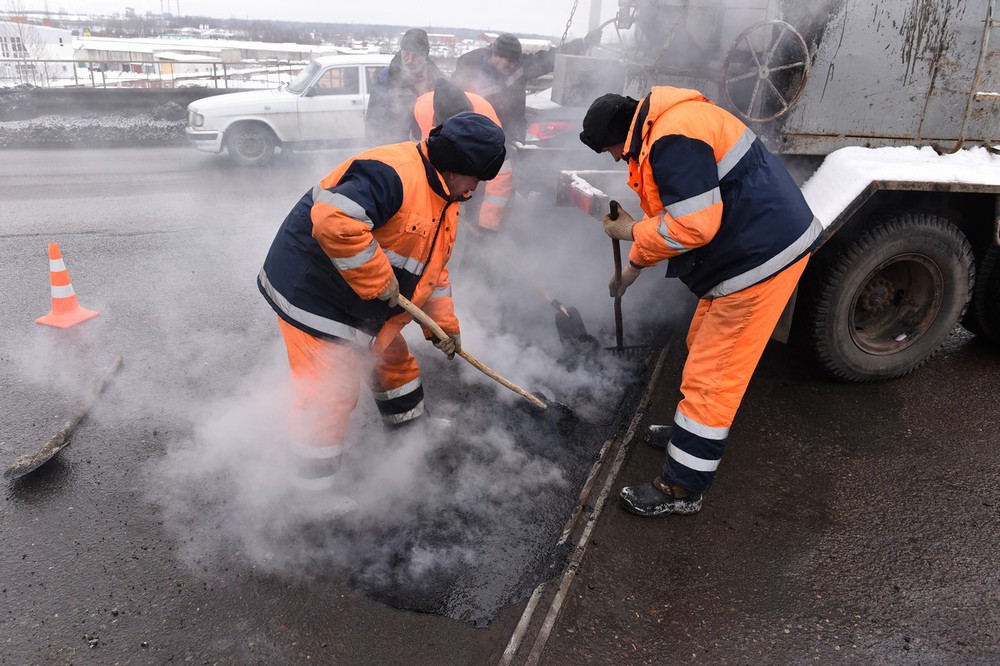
[
  {"xmin": 603, "ymin": 207, "xmax": 636, "ymax": 241},
  {"xmin": 609, "ymin": 263, "xmax": 642, "ymax": 297},
  {"xmin": 376, "ymin": 275, "xmax": 400, "ymax": 307},
  {"xmin": 432, "ymin": 334, "xmax": 461, "ymax": 360}
]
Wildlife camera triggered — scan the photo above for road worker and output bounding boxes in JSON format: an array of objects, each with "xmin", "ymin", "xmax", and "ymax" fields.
[
  {"xmin": 579, "ymin": 88, "xmax": 821, "ymax": 517},
  {"xmin": 412, "ymin": 78, "xmax": 513, "ymax": 232},
  {"xmin": 366, "ymin": 28, "xmax": 445, "ymax": 145},
  {"xmin": 258, "ymin": 112, "xmax": 506, "ymax": 494}
]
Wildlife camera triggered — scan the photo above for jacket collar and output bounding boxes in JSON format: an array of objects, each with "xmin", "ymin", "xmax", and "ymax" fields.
[{"xmin": 417, "ymin": 140, "xmax": 452, "ymax": 201}]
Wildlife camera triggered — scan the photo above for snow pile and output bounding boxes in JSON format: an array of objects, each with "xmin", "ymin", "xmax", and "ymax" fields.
[
  {"xmin": 0, "ymin": 112, "xmax": 186, "ymax": 147},
  {"xmin": 802, "ymin": 146, "xmax": 1000, "ymax": 228}
]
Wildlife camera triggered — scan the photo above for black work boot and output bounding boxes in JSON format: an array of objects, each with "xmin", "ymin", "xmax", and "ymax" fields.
[
  {"xmin": 645, "ymin": 424, "xmax": 672, "ymax": 451},
  {"xmin": 619, "ymin": 476, "xmax": 703, "ymax": 517}
]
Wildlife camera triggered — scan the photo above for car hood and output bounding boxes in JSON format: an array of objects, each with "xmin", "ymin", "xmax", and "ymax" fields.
[{"xmin": 189, "ymin": 88, "xmax": 293, "ymax": 114}]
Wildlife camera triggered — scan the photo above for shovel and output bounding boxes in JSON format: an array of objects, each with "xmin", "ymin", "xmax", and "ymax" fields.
[
  {"xmin": 396, "ymin": 295, "xmax": 547, "ymax": 410},
  {"xmin": 504, "ymin": 261, "xmax": 600, "ymax": 354}
]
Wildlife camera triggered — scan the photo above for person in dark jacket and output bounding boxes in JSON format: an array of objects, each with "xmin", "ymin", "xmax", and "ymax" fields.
[
  {"xmin": 258, "ymin": 112, "xmax": 506, "ymax": 495},
  {"xmin": 580, "ymin": 88, "xmax": 821, "ymax": 518},
  {"xmin": 365, "ymin": 28, "xmax": 445, "ymax": 145},
  {"xmin": 452, "ymin": 32, "xmax": 597, "ymax": 143}
]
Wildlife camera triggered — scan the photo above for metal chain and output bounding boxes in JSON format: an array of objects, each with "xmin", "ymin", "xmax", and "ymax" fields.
[{"xmin": 559, "ymin": 0, "xmax": 580, "ymax": 47}]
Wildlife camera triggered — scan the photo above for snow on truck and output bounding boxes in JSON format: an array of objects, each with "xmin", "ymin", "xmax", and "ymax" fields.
[{"xmin": 554, "ymin": 0, "xmax": 1000, "ymax": 381}]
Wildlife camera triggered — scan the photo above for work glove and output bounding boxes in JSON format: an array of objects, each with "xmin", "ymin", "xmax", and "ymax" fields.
[
  {"xmin": 432, "ymin": 334, "xmax": 461, "ymax": 360},
  {"xmin": 603, "ymin": 207, "xmax": 636, "ymax": 241},
  {"xmin": 584, "ymin": 27, "xmax": 603, "ymax": 48},
  {"xmin": 609, "ymin": 263, "xmax": 642, "ymax": 297},
  {"xmin": 376, "ymin": 274, "xmax": 400, "ymax": 308}
]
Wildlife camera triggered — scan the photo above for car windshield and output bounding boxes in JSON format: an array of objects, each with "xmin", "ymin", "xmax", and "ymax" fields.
[{"xmin": 287, "ymin": 62, "xmax": 321, "ymax": 94}]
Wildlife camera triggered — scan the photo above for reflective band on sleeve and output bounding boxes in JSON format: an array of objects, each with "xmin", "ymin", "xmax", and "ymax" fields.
[
  {"xmin": 716, "ymin": 127, "xmax": 757, "ymax": 179},
  {"xmin": 383, "ymin": 401, "xmax": 425, "ymax": 424},
  {"xmin": 372, "ymin": 376, "xmax": 422, "ymax": 401},
  {"xmin": 705, "ymin": 215, "xmax": 822, "ymax": 298},
  {"xmin": 313, "ymin": 187, "xmax": 374, "ymax": 228},
  {"xmin": 665, "ymin": 187, "xmax": 721, "ymax": 220},
  {"xmin": 384, "ymin": 250, "xmax": 426, "ymax": 276},
  {"xmin": 675, "ymin": 409, "xmax": 729, "ymax": 440},
  {"xmin": 49, "ymin": 259, "xmax": 66, "ymax": 272},
  {"xmin": 657, "ymin": 213, "xmax": 691, "ymax": 253},
  {"xmin": 289, "ymin": 441, "xmax": 343, "ymax": 460},
  {"xmin": 258, "ymin": 268, "xmax": 375, "ymax": 345},
  {"xmin": 668, "ymin": 442, "xmax": 721, "ymax": 472},
  {"xmin": 331, "ymin": 239, "xmax": 379, "ymax": 271},
  {"xmin": 428, "ymin": 285, "xmax": 452, "ymax": 300},
  {"xmin": 51, "ymin": 284, "xmax": 75, "ymax": 298}
]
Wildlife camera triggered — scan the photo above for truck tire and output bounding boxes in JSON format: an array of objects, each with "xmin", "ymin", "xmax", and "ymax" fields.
[
  {"xmin": 807, "ymin": 213, "xmax": 974, "ymax": 381},
  {"xmin": 965, "ymin": 244, "xmax": 1000, "ymax": 344},
  {"xmin": 226, "ymin": 122, "xmax": 276, "ymax": 167}
]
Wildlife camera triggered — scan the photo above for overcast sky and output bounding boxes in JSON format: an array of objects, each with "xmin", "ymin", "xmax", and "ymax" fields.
[{"xmin": 51, "ymin": 1, "xmax": 617, "ymax": 38}]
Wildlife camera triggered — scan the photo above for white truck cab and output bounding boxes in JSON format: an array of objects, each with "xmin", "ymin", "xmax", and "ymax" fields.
[{"xmin": 185, "ymin": 54, "xmax": 392, "ymax": 166}]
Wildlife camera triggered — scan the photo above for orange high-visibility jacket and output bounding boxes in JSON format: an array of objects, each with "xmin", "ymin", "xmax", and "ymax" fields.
[
  {"xmin": 258, "ymin": 140, "xmax": 460, "ymax": 346},
  {"xmin": 625, "ymin": 87, "xmax": 820, "ymax": 298},
  {"xmin": 412, "ymin": 90, "xmax": 514, "ymax": 231}
]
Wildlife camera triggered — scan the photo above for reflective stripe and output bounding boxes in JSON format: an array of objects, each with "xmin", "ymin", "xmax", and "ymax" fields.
[
  {"xmin": 383, "ymin": 401, "xmax": 425, "ymax": 424},
  {"xmin": 49, "ymin": 259, "xmax": 66, "ymax": 272},
  {"xmin": 668, "ymin": 442, "xmax": 721, "ymax": 472},
  {"xmin": 384, "ymin": 249, "xmax": 425, "ymax": 275},
  {"xmin": 665, "ymin": 187, "xmax": 721, "ymax": 220},
  {"xmin": 429, "ymin": 285, "xmax": 452, "ymax": 300},
  {"xmin": 674, "ymin": 409, "xmax": 729, "ymax": 440},
  {"xmin": 51, "ymin": 284, "xmax": 75, "ymax": 298},
  {"xmin": 716, "ymin": 127, "xmax": 757, "ymax": 179},
  {"xmin": 705, "ymin": 215, "xmax": 822, "ymax": 298},
  {"xmin": 258, "ymin": 267, "xmax": 375, "ymax": 345},
  {"xmin": 313, "ymin": 188, "xmax": 373, "ymax": 228},
  {"xmin": 331, "ymin": 239, "xmax": 378, "ymax": 271},
  {"xmin": 484, "ymin": 194, "xmax": 509, "ymax": 207},
  {"xmin": 656, "ymin": 212, "xmax": 691, "ymax": 253},
  {"xmin": 290, "ymin": 474, "xmax": 335, "ymax": 491},
  {"xmin": 289, "ymin": 441, "xmax": 342, "ymax": 460},
  {"xmin": 372, "ymin": 377, "xmax": 422, "ymax": 401}
]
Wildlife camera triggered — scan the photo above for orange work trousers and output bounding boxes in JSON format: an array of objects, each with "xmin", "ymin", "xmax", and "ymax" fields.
[
  {"xmin": 277, "ymin": 317, "xmax": 424, "ymax": 486},
  {"xmin": 664, "ymin": 255, "xmax": 810, "ymax": 492}
]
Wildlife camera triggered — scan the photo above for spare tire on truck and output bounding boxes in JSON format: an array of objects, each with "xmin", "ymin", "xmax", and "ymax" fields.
[{"xmin": 803, "ymin": 213, "xmax": 975, "ymax": 382}]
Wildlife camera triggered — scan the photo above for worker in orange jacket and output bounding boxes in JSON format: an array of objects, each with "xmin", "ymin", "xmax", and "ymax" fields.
[
  {"xmin": 412, "ymin": 78, "xmax": 514, "ymax": 232},
  {"xmin": 580, "ymin": 87, "xmax": 821, "ymax": 517},
  {"xmin": 258, "ymin": 112, "xmax": 506, "ymax": 494}
]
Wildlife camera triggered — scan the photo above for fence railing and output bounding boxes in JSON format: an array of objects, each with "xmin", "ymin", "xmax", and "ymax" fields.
[{"xmin": 0, "ymin": 58, "xmax": 307, "ymax": 89}]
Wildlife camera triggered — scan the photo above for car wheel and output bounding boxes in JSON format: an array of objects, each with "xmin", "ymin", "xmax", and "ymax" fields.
[
  {"xmin": 805, "ymin": 213, "xmax": 974, "ymax": 381},
  {"xmin": 226, "ymin": 122, "xmax": 276, "ymax": 167}
]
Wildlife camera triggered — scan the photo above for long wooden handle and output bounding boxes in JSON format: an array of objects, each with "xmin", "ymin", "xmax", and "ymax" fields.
[{"xmin": 396, "ymin": 295, "xmax": 547, "ymax": 410}]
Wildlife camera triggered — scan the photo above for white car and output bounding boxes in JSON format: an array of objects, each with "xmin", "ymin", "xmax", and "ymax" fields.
[{"xmin": 185, "ymin": 54, "xmax": 392, "ymax": 166}]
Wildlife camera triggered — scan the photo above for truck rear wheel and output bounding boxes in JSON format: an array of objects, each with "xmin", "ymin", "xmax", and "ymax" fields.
[
  {"xmin": 806, "ymin": 213, "xmax": 974, "ymax": 381},
  {"xmin": 964, "ymin": 244, "xmax": 1000, "ymax": 344},
  {"xmin": 226, "ymin": 122, "xmax": 276, "ymax": 167}
]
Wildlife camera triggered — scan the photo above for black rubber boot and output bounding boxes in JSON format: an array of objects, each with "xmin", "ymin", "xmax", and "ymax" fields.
[
  {"xmin": 619, "ymin": 476, "xmax": 703, "ymax": 517},
  {"xmin": 645, "ymin": 424, "xmax": 672, "ymax": 451}
]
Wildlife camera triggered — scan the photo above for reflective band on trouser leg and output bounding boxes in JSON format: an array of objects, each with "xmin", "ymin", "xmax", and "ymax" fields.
[
  {"xmin": 277, "ymin": 317, "xmax": 362, "ymax": 489},
  {"xmin": 664, "ymin": 254, "xmax": 810, "ymax": 492},
  {"xmin": 372, "ymin": 330, "xmax": 425, "ymax": 427}
]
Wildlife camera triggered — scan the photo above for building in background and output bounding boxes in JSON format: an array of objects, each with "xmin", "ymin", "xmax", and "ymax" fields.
[{"xmin": 0, "ymin": 19, "xmax": 73, "ymax": 85}]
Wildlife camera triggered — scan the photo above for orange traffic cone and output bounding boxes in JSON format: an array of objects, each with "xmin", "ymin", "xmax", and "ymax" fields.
[{"xmin": 36, "ymin": 243, "xmax": 99, "ymax": 328}]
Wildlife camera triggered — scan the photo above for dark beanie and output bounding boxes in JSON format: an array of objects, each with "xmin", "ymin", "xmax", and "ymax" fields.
[
  {"xmin": 433, "ymin": 78, "xmax": 472, "ymax": 125},
  {"xmin": 427, "ymin": 112, "xmax": 507, "ymax": 181},
  {"xmin": 579, "ymin": 93, "xmax": 639, "ymax": 153},
  {"xmin": 400, "ymin": 28, "xmax": 430, "ymax": 56},
  {"xmin": 491, "ymin": 33, "xmax": 522, "ymax": 62}
]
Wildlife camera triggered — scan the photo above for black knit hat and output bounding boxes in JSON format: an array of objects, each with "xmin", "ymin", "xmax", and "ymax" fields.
[
  {"xmin": 433, "ymin": 78, "xmax": 472, "ymax": 125},
  {"xmin": 491, "ymin": 33, "xmax": 522, "ymax": 62},
  {"xmin": 427, "ymin": 112, "xmax": 506, "ymax": 181},
  {"xmin": 580, "ymin": 93, "xmax": 639, "ymax": 153},
  {"xmin": 400, "ymin": 28, "xmax": 430, "ymax": 57}
]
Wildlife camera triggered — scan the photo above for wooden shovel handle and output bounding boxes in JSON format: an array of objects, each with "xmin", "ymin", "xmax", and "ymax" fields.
[{"xmin": 396, "ymin": 295, "xmax": 547, "ymax": 410}]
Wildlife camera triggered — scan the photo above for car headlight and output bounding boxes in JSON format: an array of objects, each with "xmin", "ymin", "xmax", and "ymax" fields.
[{"xmin": 188, "ymin": 111, "xmax": 204, "ymax": 128}]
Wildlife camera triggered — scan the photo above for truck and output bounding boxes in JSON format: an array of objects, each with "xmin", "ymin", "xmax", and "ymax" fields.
[{"xmin": 551, "ymin": 0, "xmax": 1000, "ymax": 381}]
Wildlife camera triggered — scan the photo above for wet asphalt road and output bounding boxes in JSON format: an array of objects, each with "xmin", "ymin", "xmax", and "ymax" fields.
[{"xmin": 3, "ymin": 146, "xmax": 999, "ymax": 664}]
